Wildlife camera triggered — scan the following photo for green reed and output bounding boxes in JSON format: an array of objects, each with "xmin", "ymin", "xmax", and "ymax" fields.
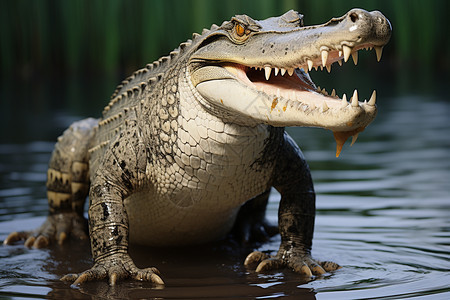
[{"xmin": 0, "ymin": 0, "xmax": 448, "ymax": 88}]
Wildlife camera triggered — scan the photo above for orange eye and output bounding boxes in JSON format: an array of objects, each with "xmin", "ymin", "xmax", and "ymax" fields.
[{"xmin": 235, "ymin": 23, "xmax": 245, "ymax": 37}]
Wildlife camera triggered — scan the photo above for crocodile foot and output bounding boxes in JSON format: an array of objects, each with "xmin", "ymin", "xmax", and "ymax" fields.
[
  {"xmin": 3, "ymin": 212, "xmax": 88, "ymax": 248},
  {"xmin": 61, "ymin": 253, "xmax": 164, "ymax": 286},
  {"xmin": 244, "ymin": 251, "xmax": 340, "ymax": 277}
]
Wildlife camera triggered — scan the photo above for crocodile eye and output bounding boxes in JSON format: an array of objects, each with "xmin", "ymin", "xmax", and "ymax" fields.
[{"xmin": 235, "ymin": 23, "xmax": 245, "ymax": 37}]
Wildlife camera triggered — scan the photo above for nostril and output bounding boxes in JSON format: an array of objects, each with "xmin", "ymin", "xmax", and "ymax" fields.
[{"xmin": 349, "ymin": 12, "xmax": 359, "ymax": 23}]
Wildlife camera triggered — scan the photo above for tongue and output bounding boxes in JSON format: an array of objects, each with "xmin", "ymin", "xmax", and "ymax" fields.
[{"xmin": 332, "ymin": 127, "xmax": 366, "ymax": 157}]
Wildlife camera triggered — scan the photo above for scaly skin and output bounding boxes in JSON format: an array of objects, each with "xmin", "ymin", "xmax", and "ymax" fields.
[{"xmin": 4, "ymin": 8, "xmax": 391, "ymax": 285}]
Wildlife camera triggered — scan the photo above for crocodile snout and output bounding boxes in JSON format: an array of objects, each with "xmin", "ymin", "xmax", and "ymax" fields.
[
  {"xmin": 370, "ymin": 10, "xmax": 392, "ymax": 44},
  {"xmin": 343, "ymin": 8, "xmax": 392, "ymax": 46}
]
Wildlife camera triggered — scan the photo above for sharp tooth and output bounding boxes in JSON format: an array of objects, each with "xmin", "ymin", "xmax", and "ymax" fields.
[
  {"xmin": 331, "ymin": 89, "xmax": 336, "ymax": 97},
  {"xmin": 321, "ymin": 50, "xmax": 328, "ymax": 67},
  {"xmin": 304, "ymin": 72, "xmax": 314, "ymax": 82},
  {"xmin": 368, "ymin": 90, "xmax": 376, "ymax": 106},
  {"xmin": 322, "ymin": 101, "xmax": 329, "ymax": 112},
  {"xmin": 338, "ymin": 59, "xmax": 343, "ymax": 66},
  {"xmin": 343, "ymin": 45, "xmax": 352, "ymax": 62},
  {"xmin": 264, "ymin": 67, "xmax": 272, "ymax": 80},
  {"xmin": 350, "ymin": 133, "xmax": 359, "ymax": 146},
  {"xmin": 326, "ymin": 64, "xmax": 332, "ymax": 73},
  {"xmin": 307, "ymin": 59, "xmax": 313, "ymax": 71},
  {"xmin": 316, "ymin": 86, "xmax": 321, "ymax": 92},
  {"xmin": 339, "ymin": 50, "xmax": 343, "ymax": 57},
  {"xmin": 280, "ymin": 68, "xmax": 287, "ymax": 76},
  {"xmin": 341, "ymin": 93, "xmax": 348, "ymax": 105},
  {"xmin": 351, "ymin": 89, "xmax": 359, "ymax": 107},
  {"xmin": 375, "ymin": 46, "xmax": 383, "ymax": 62},
  {"xmin": 274, "ymin": 67, "xmax": 279, "ymax": 76},
  {"xmin": 352, "ymin": 51, "xmax": 358, "ymax": 65},
  {"xmin": 288, "ymin": 68, "xmax": 294, "ymax": 76}
]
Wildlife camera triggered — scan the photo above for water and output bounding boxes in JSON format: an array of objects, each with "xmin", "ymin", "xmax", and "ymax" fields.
[{"xmin": 0, "ymin": 95, "xmax": 449, "ymax": 299}]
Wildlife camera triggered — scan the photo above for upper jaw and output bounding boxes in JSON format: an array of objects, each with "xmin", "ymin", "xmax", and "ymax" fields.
[
  {"xmin": 190, "ymin": 39, "xmax": 382, "ymax": 116},
  {"xmin": 191, "ymin": 7, "xmax": 391, "ymax": 117},
  {"xmin": 193, "ymin": 33, "xmax": 383, "ymax": 126},
  {"xmin": 223, "ymin": 36, "xmax": 382, "ymax": 109}
]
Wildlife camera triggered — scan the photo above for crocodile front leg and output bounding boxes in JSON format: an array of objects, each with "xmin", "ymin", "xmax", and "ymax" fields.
[
  {"xmin": 245, "ymin": 133, "xmax": 340, "ymax": 277},
  {"xmin": 61, "ymin": 123, "xmax": 163, "ymax": 286},
  {"xmin": 61, "ymin": 175, "xmax": 163, "ymax": 286}
]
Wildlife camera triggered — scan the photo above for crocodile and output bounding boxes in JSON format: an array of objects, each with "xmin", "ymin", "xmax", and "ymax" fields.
[{"xmin": 4, "ymin": 8, "xmax": 391, "ymax": 285}]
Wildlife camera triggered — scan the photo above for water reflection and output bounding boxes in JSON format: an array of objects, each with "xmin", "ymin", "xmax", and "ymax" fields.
[{"xmin": 0, "ymin": 95, "xmax": 449, "ymax": 299}]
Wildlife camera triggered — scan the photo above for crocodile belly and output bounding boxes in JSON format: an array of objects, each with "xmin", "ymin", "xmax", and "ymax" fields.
[{"xmin": 124, "ymin": 187, "xmax": 242, "ymax": 246}]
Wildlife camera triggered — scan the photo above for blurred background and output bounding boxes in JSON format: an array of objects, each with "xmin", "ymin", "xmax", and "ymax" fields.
[{"xmin": 0, "ymin": 0, "xmax": 449, "ymax": 142}]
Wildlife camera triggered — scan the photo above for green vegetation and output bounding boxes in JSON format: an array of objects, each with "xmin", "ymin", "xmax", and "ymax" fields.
[
  {"xmin": 1, "ymin": 0, "xmax": 448, "ymax": 75},
  {"xmin": 0, "ymin": 0, "xmax": 448, "ymax": 106}
]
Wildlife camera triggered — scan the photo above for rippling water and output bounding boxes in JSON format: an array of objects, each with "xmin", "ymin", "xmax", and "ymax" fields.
[{"xmin": 0, "ymin": 95, "xmax": 449, "ymax": 299}]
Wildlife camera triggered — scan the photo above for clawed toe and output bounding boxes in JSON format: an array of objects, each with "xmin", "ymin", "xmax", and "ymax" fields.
[
  {"xmin": 134, "ymin": 269, "xmax": 164, "ymax": 285},
  {"xmin": 64, "ymin": 267, "xmax": 107, "ymax": 286},
  {"xmin": 244, "ymin": 251, "xmax": 270, "ymax": 266},
  {"xmin": 3, "ymin": 213, "xmax": 88, "ymax": 249},
  {"xmin": 256, "ymin": 258, "xmax": 285, "ymax": 272},
  {"xmin": 244, "ymin": 251, "xmax": 285, "ymax": 273},
  {"xmin": 4, "ymin": 231, "xmax": 29, "ymax": 245},
  {"xmin": 319, "ymin": 261, "xmax": 341, "ymax": 272},
  {"xmin": 60, "ymin": 273, "xmax": 79, "ymax": 282},
  {"xmin": 245, "ymin": 250, "xmax": 340, "ymax": 278},
  {"xmin": 311, "ymin": 263, "xmax": 326, "ymax": 275},
  {"xmin": 73, "ymin": 272, "xmax": 98, "ymax": 286},
  {"xmin": 33, "ymin": 235, "xmax": 50, "ymax": 248},
  {"xmin": 109, "ymin": 272, "xmax": 122, "ymax": 286},
  {"xmin": 60, "ymin": 255, "xmax": 165, "ymax": 286},
  {"xmin": 298, "ymin": 264, "xmax": 313, "ymax": 277},
  {"xmin": 24, "ymin": 236, "xmax": 36, "ymax": 247}
]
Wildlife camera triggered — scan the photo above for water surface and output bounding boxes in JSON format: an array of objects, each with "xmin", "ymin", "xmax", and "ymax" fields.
[{"xmin": 1, "ymin": 95, "xmax": 449, "ymax": 299}]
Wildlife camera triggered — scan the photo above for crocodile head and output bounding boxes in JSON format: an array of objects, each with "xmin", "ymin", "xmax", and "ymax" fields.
[{"xmin": 189, "ymin": 9, "xmax": 392, "ymax": 156}]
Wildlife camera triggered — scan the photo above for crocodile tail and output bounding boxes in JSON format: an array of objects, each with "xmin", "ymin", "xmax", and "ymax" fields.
[{"xmin": 46, "ymin": 118, "xmax": 98, "ymax": 215}]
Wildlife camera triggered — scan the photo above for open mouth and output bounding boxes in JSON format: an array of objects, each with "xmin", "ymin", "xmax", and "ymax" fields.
[
  {"xmin": 221, "ymin": 44, "xmax": 383, "ymax": 156},
  {"xmin": 223, "ymin": 44, "xmax": 382, "ymax": 111}
]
